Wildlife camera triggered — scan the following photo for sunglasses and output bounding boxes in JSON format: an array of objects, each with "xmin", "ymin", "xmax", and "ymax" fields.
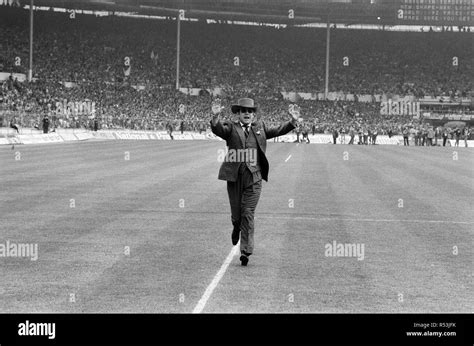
[{"xmin": 240, "ymin": 108, "xmax": 255, "ymax": 114}]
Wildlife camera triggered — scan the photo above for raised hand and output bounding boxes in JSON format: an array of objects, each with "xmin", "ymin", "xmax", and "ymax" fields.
[
  {"xmin": 211, "ymin": 99, "xmax": 225, "ymax": 115},
  {"xmin": 288, "ymin": 104, "xmax": 301, "ymax": 122}
]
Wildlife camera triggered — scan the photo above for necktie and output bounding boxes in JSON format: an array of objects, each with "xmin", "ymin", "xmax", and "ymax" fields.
[{"xmin": 244, "ymin": 124, "xmax": 249, "ymax": 136}]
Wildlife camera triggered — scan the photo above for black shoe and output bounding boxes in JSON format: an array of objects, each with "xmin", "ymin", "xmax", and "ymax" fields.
[
  {"xmin": 240, "ymin": 255, "xmax": 249, "ymax": 266},
  {"xmin": 231, "ymin": 227, "xmax": 240, "ymax": 246}
]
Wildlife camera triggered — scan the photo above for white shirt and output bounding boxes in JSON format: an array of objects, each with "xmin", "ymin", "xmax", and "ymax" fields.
[{"xmin": 240, "ymin": 122, "xmax": 250, "ymax": 132}]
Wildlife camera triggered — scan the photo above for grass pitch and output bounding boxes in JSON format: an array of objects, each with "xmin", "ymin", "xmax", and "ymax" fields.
[{"xmin": 0, "ymin": 140, "xmax": 472, "ymax": 313}]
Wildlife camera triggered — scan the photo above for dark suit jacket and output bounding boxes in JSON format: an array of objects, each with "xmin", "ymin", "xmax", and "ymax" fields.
[{"xmin": 210, "ymin": 118, "xmax": 296, "ymax": 182}]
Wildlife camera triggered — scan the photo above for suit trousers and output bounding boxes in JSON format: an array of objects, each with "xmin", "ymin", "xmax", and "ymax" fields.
[{"xmin": 227, "ymin": 164, "xmax": 262, "ymax": 255}]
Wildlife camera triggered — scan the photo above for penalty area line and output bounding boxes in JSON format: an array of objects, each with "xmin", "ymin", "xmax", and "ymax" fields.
[{"xmin": 192, "ymin": 245, "xmax": 239, "ymax": 313}]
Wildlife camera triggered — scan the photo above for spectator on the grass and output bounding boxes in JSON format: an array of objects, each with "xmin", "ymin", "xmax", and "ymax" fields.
[
  {"xmin": 363, "ymin": 127, "xmax": 369, "ymax": 145},
  {"xmin": 295, "ymin": 125, "xmax": 301, "ymax": 143},
  {"xmin": 463, "ymin": 126, "xmax": 470, "ymax": 147},
  {"xmin": 427, "ymin": 127, "xmax": 434, "ymax": 146},
  {"xmin": 435, "ymin": 126, "xmax": 441, "ymax": 146},
  {"xmin": 301, "ymin": 124, "xmax": 310, "ymax": 143},
  {"xmin": 403, "ymin": 127, "xmax": 409, "ymax": 146},
  {"xmin": 388, "ymin": 128, "xmax": 393, "ymax": 138},
  {"xmin": 9, "ymin": 118, "xmax": 19, "ymax": 133},
  {"xmin": 421, "ymin": 127, "xmax": 428, "ymax": 146},
  {"xmin": 332, "ymin": 127, "xmax": 338, "ymax": 144},
  {"xmin": 42, "ymin": 115, "xmax": 49, "ymax": 134},
  {"xmin": 454, "ymin": 127, "xmax": 461, "ymax": 147},
  {"xmin": 348, "ymin": 126, "xmax": 355, "ymax": 145},
  {"xmin": 372, "ymin": 127, "xmax": 378, "ymax": 145},
  {"xmin": 339, "ymin": 126, "xmax": 346, "ymax": 144},
  {"xmin": 166, "ymin": 121, "xmax": 174, "ymax": 140},
  {"xmin": 442, "ymin": 127, "xmax": 449, "ymax": 146},
  {"xmin": 414, "ymin": 127, "xmax": 421, "ymax": 146}
]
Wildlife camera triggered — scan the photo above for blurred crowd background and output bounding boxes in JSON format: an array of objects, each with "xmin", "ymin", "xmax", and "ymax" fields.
[{"xmin": 0, "ymin": 6, "xmax": 473, "ymax": 136}]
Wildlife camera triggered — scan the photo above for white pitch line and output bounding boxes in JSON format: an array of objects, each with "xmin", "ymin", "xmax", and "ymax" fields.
[
  {"xmin": 192, "ymin": 245, "xmax": 239, "ymax": 313},
  {"xmin": 285, "ymin": 154, "xmax": 292, "ymax": 162},
  {"xmin": 257, "ymin": 215, "xmax": 474, "ymax": 225}
]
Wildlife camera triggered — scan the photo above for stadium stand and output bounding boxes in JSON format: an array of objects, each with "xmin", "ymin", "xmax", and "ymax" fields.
[{"xmin": 0, "ymin": 6, "xmax": 473, "ymax": 135}]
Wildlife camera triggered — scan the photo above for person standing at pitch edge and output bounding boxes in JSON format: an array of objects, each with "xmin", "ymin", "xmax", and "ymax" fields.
[
  {"xmin": 210, "ymin": 98, "xmax": 299, "ymax": 266},
  {"xmin": 42, "ymin": 115, "xmax": 49, "ymax": 134},
  {"xmin": 462, "ymin": 126, "xmax": 470, "ymax": 147}
]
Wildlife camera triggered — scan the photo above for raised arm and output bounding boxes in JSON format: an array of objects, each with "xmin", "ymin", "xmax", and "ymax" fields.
[
  {"xmin": 264, "ymin": 104, "xmax": 300, "ymax": 139},
  {"xmin": 264, "ymin": 121, "xmax": 297, "ymax": 139}
]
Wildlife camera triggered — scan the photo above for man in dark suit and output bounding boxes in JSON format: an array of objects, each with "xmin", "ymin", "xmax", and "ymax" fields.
[
  {"xmin": 454, "ymin": 127, "xmax": 462, "ymax": 147},
  {"xmin": 442, "ymin": 127, "xmax": 449, "ymax": 146},
  {"xmin": 42, "ymin": 115, "xmax": 49, "ymax": 134},
  {"xmin": 332, "ymin": 127, "xmax": 338, "ymax": 144},
  {"xmin": 210, "ymin": 98, "xmax": 299, "ymax": 266},
  {"xmin": 166, "ymin": 122, "xmax": 174, "ymax": 140},
  {"xmin": 10, "ymin": 118, "xmax": 20, "ymax": 133}
]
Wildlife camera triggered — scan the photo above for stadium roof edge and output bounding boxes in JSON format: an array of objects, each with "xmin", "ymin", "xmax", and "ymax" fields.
[{"xmin": 15, "ymin": 0, "xmax": 398, "ymax": 25}]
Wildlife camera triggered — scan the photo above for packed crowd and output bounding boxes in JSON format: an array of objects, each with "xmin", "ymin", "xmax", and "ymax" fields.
[
  {"xmin": 0, "ymin": 76, "xmax": 416, "ymax": 135},
  {"xmin": 0, "ymin": 78, "xmax": 215, "ymax": 131},
  {"xmin": 2, "ymin": 8, "xmax": 473, "ymax": 96},
  {"xmin": 1, "ymin": 7, "xmax": 473, "ymax": 133}
]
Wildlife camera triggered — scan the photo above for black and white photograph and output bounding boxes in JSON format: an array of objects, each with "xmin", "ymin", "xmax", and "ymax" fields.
[{"xmin": 0, "ymin": 0, "xmax": 473, "ymax": 344}]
